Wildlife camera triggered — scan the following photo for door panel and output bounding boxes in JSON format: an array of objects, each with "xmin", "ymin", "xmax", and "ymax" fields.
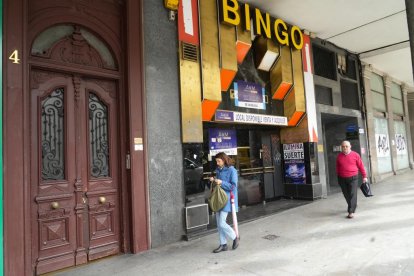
[
  {"xmin": 84, "ymin": 79, "xmax": 120, "ymax": 260},
  {"xmin": 31, "ymin": 71, "xmax": 120, "ymax": 274}
]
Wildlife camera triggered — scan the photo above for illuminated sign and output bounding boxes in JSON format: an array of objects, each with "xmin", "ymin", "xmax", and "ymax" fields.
[{"xmin": 218, "ymin": 0, "xmax": 303, "ymax": 50}]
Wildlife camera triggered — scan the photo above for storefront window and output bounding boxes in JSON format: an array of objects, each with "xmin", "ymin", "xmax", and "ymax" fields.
[
  {"xmin": 390, "ymin": 82, "xmax": 404, "ymax": 115},
  {"xmin": 370, "ymin": 73, "xmax": 386, "ymax": 112},
  {"xmin": 394, "ymin": 121, "xmax": 409, "ymax": 170},
  {"xmin": 374, "ymin": 118, "xmax": 392, "ymax": 174}
]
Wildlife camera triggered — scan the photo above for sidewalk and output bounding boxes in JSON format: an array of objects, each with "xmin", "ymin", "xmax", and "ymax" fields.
[{"xmin": 56, "ymin": 170, "xmax": 414, "ymax": 276}]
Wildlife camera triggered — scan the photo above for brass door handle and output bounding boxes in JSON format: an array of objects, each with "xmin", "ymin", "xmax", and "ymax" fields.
[
  {"xmin": 99, "ymin": 196, "xmax": 106, "ymax": 204},
  {"xmin": 51, "ymin": 202, "xmax": 59, "ymax": 209}
]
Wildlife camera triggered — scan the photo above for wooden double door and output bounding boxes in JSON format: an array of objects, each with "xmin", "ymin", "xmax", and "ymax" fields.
[{"xmin": 30, "ymin": 70, "xmax": 121, "ymax": 274}]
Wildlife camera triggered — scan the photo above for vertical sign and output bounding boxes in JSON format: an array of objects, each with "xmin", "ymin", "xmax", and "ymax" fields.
[
  {"xmin": 302, "ymin": 34, "xmax": 318, "ymax": 142},
  {"xmin": 283, "ymin": 143, "xmax": 306, "ymax": 184},
  {"xmin": 178, "ymin": 0, "xmax": 199, "ymax": 45}
]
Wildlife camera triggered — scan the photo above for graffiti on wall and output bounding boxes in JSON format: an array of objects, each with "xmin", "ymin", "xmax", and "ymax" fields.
[
  {"xmin": 375, "ymin": 134, "xmax": 390, "ymax": 157},
  {"xmin": 395, "ymin": 134, "xmax": 407, "ymax": 155}
]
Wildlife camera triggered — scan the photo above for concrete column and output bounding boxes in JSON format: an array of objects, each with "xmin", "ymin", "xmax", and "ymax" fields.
[
  {"xmin": 362, "ymin": 65, "xmax": 379, "ymax": 182},
  {"xmin": 383, "ymin": 76, "xmax": 398, "ymax": 174},
  {"xmin": 406, "ymin": 0, "xmax": 414, "ymax": 82},
  {"xmin": 402, "ymin": 86, "xmax": 414, "ymax": 168}
]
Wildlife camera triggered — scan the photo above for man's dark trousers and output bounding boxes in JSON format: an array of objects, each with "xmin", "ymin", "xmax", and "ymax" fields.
[{"xmin": 338, "ymin": 175, "xmax": 358, "ymax": 213}]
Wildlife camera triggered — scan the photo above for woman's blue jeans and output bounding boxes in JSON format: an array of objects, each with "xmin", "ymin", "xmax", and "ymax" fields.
[{"xmin": 216, "ymin": 210, "xmax": 236, "ymax": 245}]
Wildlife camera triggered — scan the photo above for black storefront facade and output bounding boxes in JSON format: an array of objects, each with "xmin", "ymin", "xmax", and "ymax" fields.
[{"xmin": 178, "ymin": 0, "xmax": 323, "ymax": 236}]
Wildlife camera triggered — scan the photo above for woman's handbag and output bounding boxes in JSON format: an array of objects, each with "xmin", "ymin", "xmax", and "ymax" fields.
[
  {"xmin": 360, "ymin": 181, "xmax": 373, "ymax": 197},
  {"xmin": 208, "ymin": 184, "xmax": 228, "ymax": 212}
]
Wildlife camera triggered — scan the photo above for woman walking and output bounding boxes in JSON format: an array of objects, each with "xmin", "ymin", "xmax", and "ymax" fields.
[{"xmin": 209, "ymin": 152, "xmax": 240, "ymax": 253}]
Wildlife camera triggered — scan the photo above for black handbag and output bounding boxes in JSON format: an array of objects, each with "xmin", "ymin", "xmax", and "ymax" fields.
[{"xmin": 360, "ymin": 181, "xmax": 373, "ymax": 197}]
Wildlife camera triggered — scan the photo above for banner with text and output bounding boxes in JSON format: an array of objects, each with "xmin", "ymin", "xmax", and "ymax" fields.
[
  {"xmin": 215, "ymin": 110, "xmax": 287, "ymax": 126},
  {"xmin": 234, "ymin": 81, "xmax": 265, "ymax": 110},
  {"xmin": 283, "ymin": 143, "xmax": 306, "ymax": 184},
  {"xmin": 208, "ymin": 128, "xmax": 237, "ymax": 156}
]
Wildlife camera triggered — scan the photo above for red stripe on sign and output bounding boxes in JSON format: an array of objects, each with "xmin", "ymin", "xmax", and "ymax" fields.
[
  {"xmin": 178, "ymin": 0, "xmax": 199, "ymax": 45},
  {"xmin": 302, "ymin": 34, "xmax": 313, "ymax": 74}
]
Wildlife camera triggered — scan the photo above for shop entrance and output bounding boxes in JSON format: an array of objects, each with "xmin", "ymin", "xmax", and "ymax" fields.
[
  {"xmin": 30, "ymin": 71, "xmax": 121, "ymax": 274},
  {"xmin": 321, "ymin": 113, "xmax": 361, "ymax": 194},
  {"xmin": 233, "ymin": 128, "xmax": 284, "ymax": 206}
]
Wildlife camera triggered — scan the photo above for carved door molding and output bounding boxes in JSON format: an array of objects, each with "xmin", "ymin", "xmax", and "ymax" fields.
[{"xmin": 30, "ymin": 70, "xmax": 120, "ymax": 274}]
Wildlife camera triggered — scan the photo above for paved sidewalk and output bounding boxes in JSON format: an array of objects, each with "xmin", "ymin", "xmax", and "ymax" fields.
[{"xmin": 56, "ymin": 170, "xmax": 414, "ymax": 276}]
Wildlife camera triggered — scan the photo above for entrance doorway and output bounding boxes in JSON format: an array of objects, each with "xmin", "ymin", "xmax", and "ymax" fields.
[
  {"xmin": 30, "ymin": 70, "xmax": 121, "ymax": 274},
  {"xmin": 236, "ymin": 129, "xmax": 284, "ymax": 205},
  {"xmin": 321, "ymin": 113, "xmax": 361, "ymax": 195}
]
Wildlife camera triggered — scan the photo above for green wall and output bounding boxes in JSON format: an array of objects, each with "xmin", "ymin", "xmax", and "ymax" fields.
[{"xmin": 0, "ymin": 0, "xmax": 3, "ymax": 274}]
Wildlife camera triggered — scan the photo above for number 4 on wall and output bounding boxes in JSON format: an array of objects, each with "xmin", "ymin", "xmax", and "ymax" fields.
[{"xmin": 9, "ymin": 50, "xmax": 20, "ymax": 64}]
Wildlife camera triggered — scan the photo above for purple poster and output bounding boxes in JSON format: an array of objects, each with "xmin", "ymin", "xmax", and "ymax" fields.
[
  {"xmin": 284, "ymin": 160, "xmax": 306, "ymax": 184},
  {"xmin": 283, "ymin": 143, "xmax": 306, "ymax": 184},
  {"xmin": 234, "ymin": 81, "xmax": 265, "ymax": 110},
  {"xmin": 215, "ymin": 110, "xmax": 234, "ymax": 122},
  {"xmin": 208, "ymin": 129, "xmax": 237, "ymax": 156}
]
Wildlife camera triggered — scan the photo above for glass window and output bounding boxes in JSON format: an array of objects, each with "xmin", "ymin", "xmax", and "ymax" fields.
[
  {"xmin": 41, "ymin": 88, "xmax": 65, "ymax": 180},
  {"xmin": 370, "ymin": 73, "xmax": 386, "ymax": 112},
  {"xmin": 32, "ymin": 25, "xmax": 116, "ymax": 69},
  {"xmin": 374, "ymin": 118, "xmax": 392, "ymax": 174},
  {"xmin": 394, "ymin": 121, "xmax": 409, "ymax": 170},
  {"xmin": 370, "ymin": 73, "xmax": 385, "ymax": 94},
  {"xmin": 89, "ymin": 92, "xmax": 110, "ymax": 178},
  {"xmin": 390, "ymin": 83, "xmax": 404, "ymax": 115}
]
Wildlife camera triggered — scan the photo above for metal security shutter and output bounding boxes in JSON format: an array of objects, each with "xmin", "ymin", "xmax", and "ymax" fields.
[
  {"xmin": 315, "ymin": 85, "xmax": 333, "ymax": 106},
  {"xmin": 340, "ymin": 80, "xmax": 359, "ymax": 110},
  {"xmin": 312, "ymin": 45, "xmax": 337, "ymax": 80}
]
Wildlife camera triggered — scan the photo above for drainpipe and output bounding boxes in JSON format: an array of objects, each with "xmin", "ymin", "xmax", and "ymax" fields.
[{"xmin": 357, "ymin": 58, "xmax": 373, "ymax": 181}]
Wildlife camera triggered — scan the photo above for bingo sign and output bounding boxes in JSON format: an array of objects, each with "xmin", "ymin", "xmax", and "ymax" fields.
[
  {"xmin": 209, "ymin": 129, "xmax": 237, "ymax": 156},
  {"xmin": 283, "ymin": 143, "xmax": 306, "ymax": 184},
  {"xmin": 234, "ymin": 81, "xmax": 265, "ymax": 110}
]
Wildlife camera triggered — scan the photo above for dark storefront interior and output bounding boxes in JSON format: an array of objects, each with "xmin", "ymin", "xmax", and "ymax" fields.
[{"xmin": 183, "ymin": 123, "xmax": 312, "ymax": 237}]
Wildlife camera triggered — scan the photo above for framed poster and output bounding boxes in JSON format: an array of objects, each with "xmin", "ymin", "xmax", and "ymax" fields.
[
  {"xmin": 234, "ymin": 81, "xmax": 265, "ymax": 110},
  {"xmin": 208, "ymin": 128, "xmax": 237, "ymax": 156}
]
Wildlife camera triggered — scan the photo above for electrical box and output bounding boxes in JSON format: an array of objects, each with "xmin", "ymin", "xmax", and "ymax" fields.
[{"xmin": 164, "ymin": 0, "xmax": 179, "ymax": 10}]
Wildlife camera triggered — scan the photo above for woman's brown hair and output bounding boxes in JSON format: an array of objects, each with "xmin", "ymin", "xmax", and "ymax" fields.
[{"xmin": 214, "ymin": 152, "xmax": 234, "ymax": 167}]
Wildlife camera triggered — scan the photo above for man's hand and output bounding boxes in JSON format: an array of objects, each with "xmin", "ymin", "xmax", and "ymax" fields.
[{"xmin": 363, "ymin": 177, "xmax": 368, "ymax": 183}]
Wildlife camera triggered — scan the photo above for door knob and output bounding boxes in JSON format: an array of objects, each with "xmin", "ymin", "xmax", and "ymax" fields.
[
  {"xmin": 51, "ymin": 202, "xmax": 59, "ymax": 209},
  {"xmin": 99, "ymin": 196, "xmax": 106, "ymax": 204}
]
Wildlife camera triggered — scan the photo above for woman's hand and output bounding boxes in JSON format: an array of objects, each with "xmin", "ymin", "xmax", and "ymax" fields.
[{"xmin": 215, "ymin": 179, "xmax": 222, "ymax": 185}]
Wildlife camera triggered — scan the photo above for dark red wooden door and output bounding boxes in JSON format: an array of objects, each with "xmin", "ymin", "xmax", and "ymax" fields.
[{"xmin": 30, "ymin": 70, "xmax": 120, "ymax": 275}]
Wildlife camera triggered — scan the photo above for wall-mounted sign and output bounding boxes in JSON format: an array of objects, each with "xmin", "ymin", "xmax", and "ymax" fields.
[
  {"xmin": 395, "ymin": 133, "xmax": 407, "ymax": 155},
  {"xmin": 375, "ymin": 134, "xmax": 390, "ymax": 157},
  {"xmin": 234, "ymin": 81, "xmax": 265, "ymax": 110},
  {"xmin": 218, "ymin": 0, "xmax": 303, "ymax": 50},
  {"xmin": 208, "ymin": 128, "xmax": 237, "ymax": 156},
  {"xmin": 283, "ymin": 143, "xmax": 306, "ymax": 184},
  {"xmin": 215, "ymin": 110, "xmax": 287, "ymax": 126}
]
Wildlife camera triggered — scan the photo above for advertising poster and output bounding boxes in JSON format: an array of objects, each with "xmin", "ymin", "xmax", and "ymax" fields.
[
  {"xmin": 234, "ymin": 81, "xmax": 265, "ymax": 110},
  {"xmin": 283, "ymin": 143, "xmax": 306, "ymax": 184},
  {"xmin": 208, "ymin": 128, "xmax": 237, "ymax": 156}
]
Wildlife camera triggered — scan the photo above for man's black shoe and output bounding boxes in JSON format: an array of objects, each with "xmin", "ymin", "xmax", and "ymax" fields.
[
  {"xmin": 213, "ymin": 244, "xmax": 228, "ymax": 253},
  {"xmin": 232, "ymin": 237, "xmax": 239, "ymax": 250}
]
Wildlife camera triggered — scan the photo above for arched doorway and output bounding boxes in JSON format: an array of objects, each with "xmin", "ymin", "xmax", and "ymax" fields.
[{"xmin": 29, "ymin": 25, "xmax": 123, "ymax": 275}]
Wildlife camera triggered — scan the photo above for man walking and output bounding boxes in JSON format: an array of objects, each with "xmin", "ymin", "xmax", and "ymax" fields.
[{"xmin": 336, "ymin": 140, "xmax": 367, "ymax": 219}]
